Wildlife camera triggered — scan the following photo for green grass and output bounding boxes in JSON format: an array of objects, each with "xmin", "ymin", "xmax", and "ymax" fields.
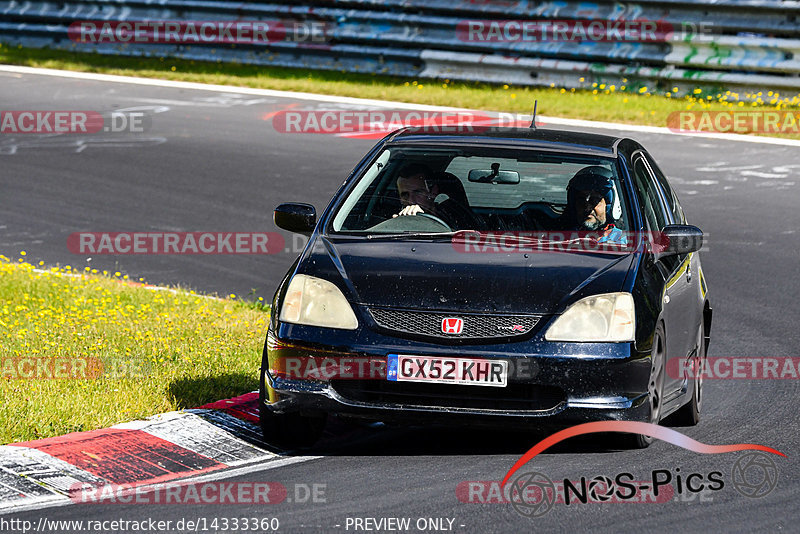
[
  {"xmin": 1, "ymin": 44, "xmax": 799, "ymax": 137},
  {"xmin": 0, "ymin": 255, "xmax": 269, "ymax": 444}
]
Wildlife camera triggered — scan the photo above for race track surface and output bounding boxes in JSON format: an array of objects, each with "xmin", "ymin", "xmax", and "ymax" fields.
[{"xmin": 1, "ymin": 69, "xmax": 798, "ymax": 533}]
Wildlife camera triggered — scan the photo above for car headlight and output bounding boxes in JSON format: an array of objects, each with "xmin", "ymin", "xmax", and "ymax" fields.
[
  {"xmin": 279, "ymin": 274, "xmax": 358, "ymax": 330},
  {"xmin": 545, "ymin": 292, "xmax": 635, "ymax": 342}
]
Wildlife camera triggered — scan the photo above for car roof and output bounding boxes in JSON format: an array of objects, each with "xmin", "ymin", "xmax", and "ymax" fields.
[{"xmin": 385, "ymin": 127, "xmax": 623, "ymax": 157}]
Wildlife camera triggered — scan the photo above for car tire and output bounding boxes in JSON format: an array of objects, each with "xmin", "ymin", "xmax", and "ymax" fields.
[
  {"xmin": 621, "ymin": 322, "xmax": 666, "ymax": 449},
  {"xmin": 670, "ymin": 325, "xmax": 705, "ymax": 426}
]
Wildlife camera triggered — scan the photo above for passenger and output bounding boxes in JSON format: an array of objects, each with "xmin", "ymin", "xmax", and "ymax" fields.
[{"xmin": 559, "ymin": 166, "xmax": 627, "ymax": 244}]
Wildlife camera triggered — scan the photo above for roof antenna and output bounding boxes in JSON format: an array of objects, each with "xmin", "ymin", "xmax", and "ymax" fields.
[{"xmin": 529, "ymin": 100, "xmax": 538, "ymax": 129}]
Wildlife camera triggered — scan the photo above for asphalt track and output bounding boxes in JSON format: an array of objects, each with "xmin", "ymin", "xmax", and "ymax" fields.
[{"xmin": 2, "ymin": 69, "xmax": 799, "ymax": 533}]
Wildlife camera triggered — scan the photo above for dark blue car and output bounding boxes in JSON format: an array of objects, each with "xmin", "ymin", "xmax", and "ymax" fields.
[{"xmin": 260, "ymin": 127, "xmax": 712, "ymax": 449}]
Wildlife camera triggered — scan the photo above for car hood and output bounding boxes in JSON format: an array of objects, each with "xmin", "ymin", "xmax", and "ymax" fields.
[{"xmin": 297, "ymin": 236, "xmax": 636, "ymax": 315}]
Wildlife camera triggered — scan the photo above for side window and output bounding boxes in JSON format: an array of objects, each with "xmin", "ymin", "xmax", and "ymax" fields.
[
  {"xmin": 632, "ymin": 153, "xmax": 681, "ymax": 273},
  {"xmin": 644, "ymin": 153, "xmax": 685, "ymax": 224},
  {"xmin": 631, "ymin": 155, "xmax": 667, "ymax": 232}
]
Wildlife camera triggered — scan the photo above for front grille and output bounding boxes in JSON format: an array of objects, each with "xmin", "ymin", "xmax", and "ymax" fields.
[
  {"xmin": 331, "ymin": 380, "xmax": 565, "ymax": 412},
  {"xmin": 368, "ymin": 308, "xmax": 539, "ymax": 340}
]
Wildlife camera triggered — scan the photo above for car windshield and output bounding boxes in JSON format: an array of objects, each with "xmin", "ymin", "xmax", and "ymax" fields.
[{"xmin": 330, "ymin": 146, "xmax": 630, "ymax": 236}]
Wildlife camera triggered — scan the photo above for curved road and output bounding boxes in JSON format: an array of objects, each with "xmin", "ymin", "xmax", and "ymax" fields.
[{"xmin": 1, "ymin": 68, "xmax": 798, "ymax": 533}]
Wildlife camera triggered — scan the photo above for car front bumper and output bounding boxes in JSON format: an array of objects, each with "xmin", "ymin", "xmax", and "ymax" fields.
[{"xmin": 260, "ymin": 323, "xmax": 653, "ymax": 428}]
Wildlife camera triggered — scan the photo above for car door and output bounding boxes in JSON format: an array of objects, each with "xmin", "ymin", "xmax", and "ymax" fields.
[
  {"xmin": 643, "ymin": 151, "xmax": 703, "ymax": 359},
  {"xmin": 630, "ymin": 152, "xmax": 688, "ymax": 399}
]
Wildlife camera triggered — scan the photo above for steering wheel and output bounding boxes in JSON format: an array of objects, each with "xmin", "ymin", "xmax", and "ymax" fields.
[{"xmin": 416, "ymin": 212, "xmax": 452, "ymax": 230}]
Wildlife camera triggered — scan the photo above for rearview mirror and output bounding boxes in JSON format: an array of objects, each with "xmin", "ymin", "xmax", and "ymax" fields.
[
  {"xmin": 654, "ymin": 224, "xmax": 703, "ymax": 258},
  {"xmin": 468, "ymin": 166, "xmax": 520, "ymax": 184},
  {"xmin": 274, "ymin": 203, "xmax": 316, "ymax": 234}
]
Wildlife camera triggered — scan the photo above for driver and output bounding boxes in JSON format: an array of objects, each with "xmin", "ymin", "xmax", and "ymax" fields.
[
  {"xmin": 559, "ymin": 166, "xmax": 626, "ymax": 244},
  {"xmin": 393, "ymin": 163, "xmax": 441, "ymax": 218},
  {"xmin": 392, "ymin": 163, "xmax": 484, "ymax": 230}
]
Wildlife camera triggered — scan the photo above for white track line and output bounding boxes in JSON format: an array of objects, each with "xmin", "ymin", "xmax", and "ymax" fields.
[{"xmin": 2, "ymin": 64, "xmax": 800, "ymax": 147}]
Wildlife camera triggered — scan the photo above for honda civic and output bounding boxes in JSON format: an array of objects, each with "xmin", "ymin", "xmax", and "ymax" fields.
[{"xmin": 259, "ymin": 126, "xmax": 712, "ymax": 449}]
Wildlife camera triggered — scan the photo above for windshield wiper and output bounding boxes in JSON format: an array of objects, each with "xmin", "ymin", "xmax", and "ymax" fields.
[
  {"xmin": 366, "ymin": 230, "xmax": 481, "ymax": 240},
  {"xmin": 534, "ymin": 236, "xmax": 595, "ymax": 245}
]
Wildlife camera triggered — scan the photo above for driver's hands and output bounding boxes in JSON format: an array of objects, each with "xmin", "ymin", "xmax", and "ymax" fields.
[{"xmin": 393, "ymin": 205, "xmax": 425, "ymax": 217}]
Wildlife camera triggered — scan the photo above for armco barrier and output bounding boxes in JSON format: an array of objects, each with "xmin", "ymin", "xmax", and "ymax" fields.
[{"xmin": 1, "ymin": 0, "xmax": 799, "ymax": 95}]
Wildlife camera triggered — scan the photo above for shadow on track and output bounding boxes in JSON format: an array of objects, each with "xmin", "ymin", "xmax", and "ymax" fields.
[{"xmin": 285, "ymin": 415, "xmax": 636, "ymax": 457}]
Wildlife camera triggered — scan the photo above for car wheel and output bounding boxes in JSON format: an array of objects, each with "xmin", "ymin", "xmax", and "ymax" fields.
[
  {"xmin": 621, "ymin": 322, "xmax": 666, "ymax": 449},
  {"xmin": 670, "ymin": 325, "xmax": 705, "ymax": 426},
  {"xmin": 258, "ymin": 383, "xmax": 326, "ymax": 449}
]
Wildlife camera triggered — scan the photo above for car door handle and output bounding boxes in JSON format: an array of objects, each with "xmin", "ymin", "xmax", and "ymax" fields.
[{"xmin": 685, "ymin": 263, "xmax": 692, "ymax": 282}]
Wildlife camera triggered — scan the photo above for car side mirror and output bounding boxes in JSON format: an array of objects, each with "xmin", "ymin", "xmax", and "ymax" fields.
[
  {"xmin": 654, "ymin": 224, "xmax": 703, "ymax": 258},
  {"xmin": 274, "ymin": 203, "xmax": 316, "ymax": 234}
]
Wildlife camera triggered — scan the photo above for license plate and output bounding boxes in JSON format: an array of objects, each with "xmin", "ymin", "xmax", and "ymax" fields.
[{"xmin": 387, "ymin": 354, "xmax": 507, "ymax": 387}]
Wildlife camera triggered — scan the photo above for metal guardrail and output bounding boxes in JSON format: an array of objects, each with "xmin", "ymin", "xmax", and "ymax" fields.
[{"xmin": 1, "ymin": 0, "xmax": 799, "ymax": 95}]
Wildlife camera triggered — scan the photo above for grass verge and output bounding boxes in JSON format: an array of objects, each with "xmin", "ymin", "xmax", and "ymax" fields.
[
  {"xmin": 0, "ymin": 254, "xmax": 268, "ymax": 444},
  {"xmin": 1, "ymin": 45, "xmax": 799, "ymax": 138}
]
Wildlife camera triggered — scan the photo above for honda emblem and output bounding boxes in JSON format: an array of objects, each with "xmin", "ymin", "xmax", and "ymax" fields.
[{"xmin": 442, "ymin": 317, "xmax": 464, "ymax": 334}]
